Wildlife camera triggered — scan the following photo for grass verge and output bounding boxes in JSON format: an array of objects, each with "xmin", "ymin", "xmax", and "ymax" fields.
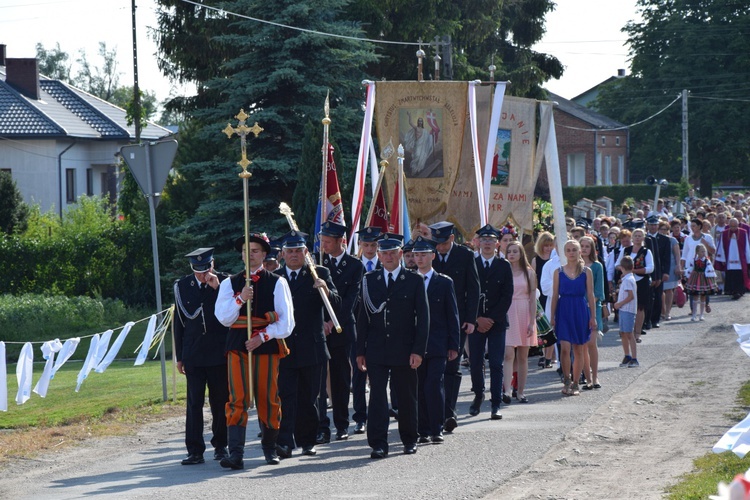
[
  {"xmin": 1, "ymin": 360, "xmax": 186, "ymax": 463},
  {"xmin": 665, "ymin": 381, "xmax": 750, "ymax": 499}
]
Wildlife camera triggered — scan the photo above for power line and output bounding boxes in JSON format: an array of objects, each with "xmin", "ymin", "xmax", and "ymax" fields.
[{"xmin": 557, "ymin": 93, "xmax": 681, "ymax": 132}]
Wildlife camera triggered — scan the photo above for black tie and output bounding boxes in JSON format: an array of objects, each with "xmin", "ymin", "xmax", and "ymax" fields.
[
  {"xmin": 387, "ymin": 272, "xmax": 394, "ymax": 290},
  {"xmin": 290, "ymin": 271, "xmax": 297, "ymax": 282},
  {"xmin": 485, "ymin": 260, "xmax": 490, "ymax": 269},
  {"xmin": 440, "ymin": 254, "xmax": 447, "ymax": 263}
]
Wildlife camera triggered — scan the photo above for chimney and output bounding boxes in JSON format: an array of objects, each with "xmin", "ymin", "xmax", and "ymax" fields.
[
  {"xmin": 617, "ymin": 68, "xmax": 626, "ymax": 78},
  {"xmin": 6, "ymin": 57, "xmax": 40, "ymax": 99},
  {"xmin": 0, "ymin": 45, "xmax": 6, "ymax": 66}
]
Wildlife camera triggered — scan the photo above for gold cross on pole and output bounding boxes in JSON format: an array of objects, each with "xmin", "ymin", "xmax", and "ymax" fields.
[{"xmin": 223, "ymin": 108, "xmax": 263, "ymax": 178}]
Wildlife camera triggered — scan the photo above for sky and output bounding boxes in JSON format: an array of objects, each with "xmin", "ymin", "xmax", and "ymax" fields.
[{"xmin": 1, "ymin": 0, "xmax": 640, "ymax": 103}]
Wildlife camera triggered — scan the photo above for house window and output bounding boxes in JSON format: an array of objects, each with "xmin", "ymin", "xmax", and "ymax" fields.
[
  {"xmin": 604, "ymin": 156, "xmax": 612, "ymax": 185},
  {"xmin": 616, "ymin": 137, "xmax": 621, "ymax": 147},
  {"xmin": 567, "ymin": 153, "xmax": 586, "ymax": 187},
  {"xmin": 601, "ymin": 136, "xmax": 606, "ymax": 146},
  {"xmin": 86, "ymin": 168, "xmax": 94, "ymax": 196},
  {"xmin": 0, "ymin": 168, "xmax": 11, "ymax": 177},
  {"xmin": 66, "ymin": 168, "xmax": 76, "ymax": 203},
  {"xmin": 618, "ymin": 156, "xmax": 625, "ymax": 184},
  {"xmin": 595, "ymin": 153, "xmax": 602, "ymax": 186}
]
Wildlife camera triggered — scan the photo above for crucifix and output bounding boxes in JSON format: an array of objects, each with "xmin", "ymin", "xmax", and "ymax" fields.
[{"xmin": 223, "ymin": 108, "xmax": 263, "ymax": 408}]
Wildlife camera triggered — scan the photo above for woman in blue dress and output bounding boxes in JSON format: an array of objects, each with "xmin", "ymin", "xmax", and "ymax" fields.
[{"xmin": 550, "ymin": 240, "xmax": 598, "ymax": 396}]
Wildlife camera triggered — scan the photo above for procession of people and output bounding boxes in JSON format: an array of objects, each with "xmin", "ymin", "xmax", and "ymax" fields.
[{"xmin": 171, "ymin": 189, "xmax": 750, "ymax": 469}]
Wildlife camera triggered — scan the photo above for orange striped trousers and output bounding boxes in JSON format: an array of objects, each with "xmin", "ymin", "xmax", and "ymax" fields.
[{"xmin": 225, "ymin": 351, "xmax": 282, "ymax": 429}]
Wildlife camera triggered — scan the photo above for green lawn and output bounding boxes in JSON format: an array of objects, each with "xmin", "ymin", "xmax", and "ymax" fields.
[{"xmin": 1, "ymin": 359, "xmax": 185, "ymax": 428}]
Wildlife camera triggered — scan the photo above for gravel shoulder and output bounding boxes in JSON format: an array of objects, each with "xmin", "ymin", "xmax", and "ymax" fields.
[{"xmin": 1, "ymin": 296, "xmax": 749, "ymax": 499}]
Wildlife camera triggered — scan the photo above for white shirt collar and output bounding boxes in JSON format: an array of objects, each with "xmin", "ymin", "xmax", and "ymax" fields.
[{"xmin": 383, "ymin": 266, "xmax": 402, "ymax": 281}]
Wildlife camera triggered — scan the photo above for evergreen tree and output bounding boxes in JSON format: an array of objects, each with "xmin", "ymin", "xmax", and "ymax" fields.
[
  {"xmin": 0, "ymin": 171, "xmax": 30, "ymax": 235},
  {"xmin": 595, "ymin": 0, "xmax": 750, "ymax": 191}
]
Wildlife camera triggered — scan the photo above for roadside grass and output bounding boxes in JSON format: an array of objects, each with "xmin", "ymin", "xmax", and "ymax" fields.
[
  {"xmin": 665, "ymin": 381, "xmax": 750, "ymax": 499},
  {"xmin": 0, "ymin": 360, "xmax": 186, "ymax": 462}
]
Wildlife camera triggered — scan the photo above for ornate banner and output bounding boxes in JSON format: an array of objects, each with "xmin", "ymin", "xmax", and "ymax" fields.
[
  {"xmin": 486, "ymin": 96, "xmax": 537, "ymax": 232},
  {"xmin": 374, "ymin": 82, "xmax": 468, "ymax": 227}
]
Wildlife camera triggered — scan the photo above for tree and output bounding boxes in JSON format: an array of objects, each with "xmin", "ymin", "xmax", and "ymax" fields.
[
  {"xmin": 35, "ymin": 43, "xmax": 71, "ymax": 81},
  {"xmin": 153, "ymin": 0, "xmax": 378, "ymax": 251},
  {"xmin": 73, "ymin": 42, "xmax": 121, "ymax": 102},
  {"xmin": 0, "ymin": 171, "xmax": 30, "ymax": 234},
  {"xmin": 595, "ymin": 0, "xmax": 750, "ymax": 192}
]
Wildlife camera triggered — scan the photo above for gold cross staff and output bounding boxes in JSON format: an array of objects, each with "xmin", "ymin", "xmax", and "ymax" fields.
[
  {"xmin": 223, "ymin": 109, "xmax": 264, "ymax": 176},
  {"xmin": 223, "ymin": 108, "xmax": 263, "ymax": 409}
]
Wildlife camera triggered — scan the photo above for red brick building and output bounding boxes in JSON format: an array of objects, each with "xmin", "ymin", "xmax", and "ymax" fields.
[{"xmin": 548, "ymin": 92, "xmax": 629, "ymax": 187}]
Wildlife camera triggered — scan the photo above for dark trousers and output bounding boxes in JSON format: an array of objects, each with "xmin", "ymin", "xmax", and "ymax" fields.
[
  {"xmin": 366, "ymin": 362, "xmax": 418, "ymax": 453},
  {"xmin": 318, "ymin": 344, "xmax": 352, "ymax": 434},
  {"xmin": 185, "ymin": 363, "xmax": 228, "ymax": 455},
  {"xmin": 278, "ymin": 362, "xmax": 323, "ymax": 450},
  {"xmin": 468, "ymin": 327, "xmax": 506, "ymax": 407},
  {"xmin": 443, "ymin": 330, "xmax": 465, "ymax": 420},
  {"xmin": 650, "ymin": 281, "xmax": 664, "ymax": 325},
  {"xmin": 350, "ymin": 343, "xmax": 368, "ymax": 424},
  {"xmin": 418, "ymin": 356, "xmax": 447, "ymax": 437}
]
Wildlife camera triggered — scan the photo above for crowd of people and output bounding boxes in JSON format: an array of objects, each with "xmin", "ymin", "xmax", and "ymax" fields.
[{"xmin": 170, "ymin": 188, "xmax": 750, "ymax": 469}]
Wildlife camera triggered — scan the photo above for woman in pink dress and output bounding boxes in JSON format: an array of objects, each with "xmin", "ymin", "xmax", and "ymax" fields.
[{"xmin": 502, "ymin": 241, "xmax": 537, "ymax": 403}]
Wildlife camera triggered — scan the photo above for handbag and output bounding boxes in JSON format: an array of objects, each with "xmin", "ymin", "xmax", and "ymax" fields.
[
  {"xmin": 674, "ymin": 283, "xmax": 687, "ymax": 308},
  {"xmin": 535, "ymin": 299, "xmax": 557, "ymax": 348}
]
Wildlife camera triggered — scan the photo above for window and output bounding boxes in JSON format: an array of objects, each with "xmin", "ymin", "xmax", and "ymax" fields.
[
  {"xmin": 618, "ymin": 156, "xmax": 625, "ymax": 184},
  {"xmin": 567, "ymin": 153, "xmax": 586, "ymax": 187},
  {"xmin": 601, "ymin": 136, "xmax": 606, "ymax": 146},
  {"xmin": 86, "ymin": 168, "xmax": 94, "ymax": 196},
  {"xmin": 616, "ymin": 136, "xmax": 621, "ymax": 146},
  {"xmin": 0, "ymin": 168, "xmax": 11, "ymax": 177},
  {"xmin": 604, "ymin": 156, "xmax": 612, "ymax": 185},
  {"xmin": 66, "ymin": 168, "xmax": 76, "ymax": 203},
  {"xmin": 595, "ymin": 153, "xmax": 602, "ymax": 186}
]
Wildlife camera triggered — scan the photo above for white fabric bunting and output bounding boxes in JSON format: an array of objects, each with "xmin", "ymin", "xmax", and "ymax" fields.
[
  {"xmin": 76, "ymin": 334, "xmax": 100, "ymax": 392},
  {"xmin": 15, "ymin": 342, "xmax": 33, "ymax": 405},
  {"xmin": 134, "ymin": 315, "xmax": 157, "ymax": 366},
  {"xmin": 0, "ymin": 342, "xmax": 7, "ymax": 411},
  {"xmin": 92, "ymin": 329, "xmax": 113, "ymax": 367},
  {"xmin": 95, "ymin": 323, "xmax": 134, "ymax": 373},
  {"xmin": 33, "ymin": 339, "xmax": 63, "ymax": 397},
  {"xmin": 50, "ymin": 337, "xmax": 80, "ymax": 378}
]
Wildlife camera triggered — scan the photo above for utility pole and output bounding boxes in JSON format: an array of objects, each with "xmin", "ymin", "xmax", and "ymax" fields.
[
  {"xmin": 681, "ymin": 89, "xmax": 688, "ymax": 181},
  {"xmin": 131, "ymin": 0, "xmax": 142, "ymax": 143}
]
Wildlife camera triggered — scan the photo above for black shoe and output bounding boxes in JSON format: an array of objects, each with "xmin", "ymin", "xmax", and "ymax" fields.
[
  {"xmin": 181, "ymin": 453, "xmax": 205, "ymax": 465},
  {"xmin": 469, "ymin": 394, "xmax": 484, "ymax": 416},
  {"xmin": 643, "ymin": 322, "xmax": 651, "ymax": 330},
  {"xmin": 403, "ymin": 444, "xmax": 418, "ymax": 455},
  {"xmin": 418, "ymin": 435, "xmax": 431, "ymax": 444},
  {"xmin": 502, "ymin": 393, "xmax": 511, "ymax": 405},
  {"xmin": 213, "ymin": 447, "xmax": 229, "ymax": 461},
  {"xmin": 652, "ymin": 322, "xmax": 660, "ymax": 328},
  {"xmin": 538, "ymin": 356, "xmax": 546, "ymax": 368},
  {"xmin": 490, "ymin": 407, "xmax": 503, "ymax": 420},
  {"xmin": 263, "ymin": 449, "xmax": 280, "ymax": 465},
  {"xmin": 219, "ymin": 456, "xmax": 244, "ymax": 470},
  {"xmin": 257, "ymin": 431, "xmax": 262, "ymax": 438},
  {"xmin": 336, "ymin": 429, "xmax": 349, "ymax": 441},
  {"xmin": 276, "ymin": 444, "xmax": 292, "ymax": 459},
  {"xmin": 316, "ymin": 431, "xmax": 330, "ymax": 444},
  {"xmin": 301, "ymin": 446, "xmax": 317, "ymax": 456},
  {"xmin": 370, "ymin": 448, "xmax": 387, "ymax": 459},
  {"xmin": 443, "ymin": 417, "xmax": 458, "ymax": 434},
  {"xmin": 389, "ymin": 408, "xmax": 399, "ymax": 420},
  {"xmin": 431, "ymin": 434, "xmax": 444, "ymax": 444},
  {"xmin": 354, "ymin": 422, "xmax": 366, "ymax": 434}
]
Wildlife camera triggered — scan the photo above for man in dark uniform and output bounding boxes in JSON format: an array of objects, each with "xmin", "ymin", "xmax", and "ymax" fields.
[
  {"xmin": 429, "ymin": 221, "xmax": 479, "ymax": 433},
  {"xmin": 215, "ymin": 233, "xmax": 295, "ymax": 468},
  {"xmin": 316, "ymin": 221, "xmax": 364, "ymax": 443},
  {"xmin": 263, "ymin": 239, "xmax": 282, "ymax": 272},
  {"xmin": 646, "ymin": 215, "xmax": 671, "ymax": 328},
  {"xmin": 472, "ymin": 224, "xmax": 513, "ymax": 420},
  {"xmin": 356, "ymin": 233, "xmax": 429, "ymax": 459},
  {"xmin": 412, "ymin": 236, "xmax": 460, "ymax": 444},
  {"xmin": 351, "ymin": 226, "xmax": 383, "ymax": 435},
  {"xmin": 275, "ymin": 230, "xmax": 340, "ymax": 458},
  {"xmin": 173, "ymin": 248, "xmax": 230, "ymax": 465}
]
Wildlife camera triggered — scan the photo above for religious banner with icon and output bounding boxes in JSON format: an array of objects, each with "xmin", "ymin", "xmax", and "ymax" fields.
[{"xmin": 374, "ymin": 82, "xmax": 468, "ymax": 226}]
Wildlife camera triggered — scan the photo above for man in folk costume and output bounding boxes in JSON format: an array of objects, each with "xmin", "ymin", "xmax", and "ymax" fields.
[
  {"xmin": 317, "ymin": 221, "xmax": 364, "ymax": 443},
  {"xmin": 215, "ymin": 232, "xmax": 294, "ymax": 468},
  {"xmin": 412, "ymin": 236, "xmax": 460, "ymax": 443},
  {"xmin": 429, "ymin": 221, "xmax": 479, "ymax": 433},
  {"xmin": 174, "ymin": 248, "xmax": 230, "ymax": 466},
  {"xmin": 472, "ymin": 224, "xmax": 513, "ymax": 420},
  {"xmin": 274, "ymin": 230, "xmax": 340, "ymax": 459},
  {"xmin": 356, "ymin": 233, "xmax": 429, "ymax": 459},
  {"xmin": 714, "ymin": 218, "xmax": 750, "ymax": 300}
]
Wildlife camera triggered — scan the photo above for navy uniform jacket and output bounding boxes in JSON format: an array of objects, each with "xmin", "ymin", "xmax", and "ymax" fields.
[
  {"xmin": 356, "ymin": 268, "xmax": 429, "ymax": 366},
  {"xmin": 323, "ymin": 252, "xmax": 364, "ymax": 348},
  {"xmin": 475, "ymin": 256, "xmax": 514, "ymax": 332},
  {"xmin": 173, "ymin": 272, "xmax": 229, "ymax": 369},
  {"xmin": 432, "ymin": 242, "xmax": 480, "ymax": 326},
  {"xmin": 645, "ymin": 234, "xmax": 662, "ymax": 281},
  {"xmin": 276, "ymin": 264, "xmax": 340, "ymax": 368},
  {"xmin": 650, "ymin": 232, "xmax": 672, "ymax": 278},
  {"xmin": 424, "ymin": 272, "xmax": 460, "ymax": 358}
]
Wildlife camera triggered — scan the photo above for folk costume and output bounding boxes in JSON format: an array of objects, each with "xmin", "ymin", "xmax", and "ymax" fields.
[
  {"xmin": 684, "ymin": 256, "xmax": 719, "ymax": 296},
  {"xmin": 173, "ymin": 247, "xmax": 230, "ymax": 465},
  {"xmin": 215, "ymin": 234, "xmax": 294, "ymax": 468},
  {"xmin": 714, "ymin": 226, "xmax": 750, "ymax": 298}
]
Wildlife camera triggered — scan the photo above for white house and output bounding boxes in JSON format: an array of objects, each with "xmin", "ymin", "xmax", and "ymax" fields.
[{"xmin": 0, "ymin": 44, "xmax": 172, "ymax": 217}]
